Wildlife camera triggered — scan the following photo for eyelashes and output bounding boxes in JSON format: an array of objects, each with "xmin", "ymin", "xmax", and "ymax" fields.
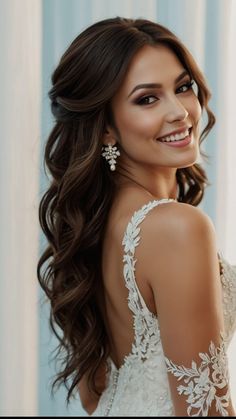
[
  {"xmin": 135, "ymin": 80, "xmax": 196, "ymax": 106},
  {"xmin": 136, "ymin": 96, "xmax": 158, "ymax": 106},
  {"xmin": 177, "ymin": 80, "xmax": 195, "ymax": 93}
]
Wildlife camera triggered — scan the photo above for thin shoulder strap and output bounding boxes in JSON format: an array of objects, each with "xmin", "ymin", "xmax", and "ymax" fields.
[{"xmin": 122, "ymin": 198, "xmax": 176, "ymax": 317}]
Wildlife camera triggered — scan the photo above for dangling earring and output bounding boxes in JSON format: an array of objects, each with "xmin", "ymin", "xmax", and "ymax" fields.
[{"xmin": 101, "ymin": 143, "xmax": 120, "ymax": 171}]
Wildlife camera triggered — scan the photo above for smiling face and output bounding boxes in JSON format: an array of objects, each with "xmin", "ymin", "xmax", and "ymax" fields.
[{"xmin": 105, "ymin": 44, "xmax": 202, "ymax": 183}]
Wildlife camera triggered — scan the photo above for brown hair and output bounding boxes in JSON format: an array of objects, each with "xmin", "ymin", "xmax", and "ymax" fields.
[{"xmin": 37, "ymin": 17, "xmax": 215, "ymax": 403}]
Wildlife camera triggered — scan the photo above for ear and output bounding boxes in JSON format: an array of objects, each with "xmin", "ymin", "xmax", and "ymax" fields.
[{"xmin": 102, "ymin": 125, "xmax": 117, "ymax": 146}]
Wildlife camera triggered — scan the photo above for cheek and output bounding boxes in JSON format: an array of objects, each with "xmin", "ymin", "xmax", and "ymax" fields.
[
  {"xmin": 117, "ymin": 108, "xmax": 161, "ymax": 138},
  {"xmin": 189, "ymin": 97, "xmax": 202, "ymax": 123}
]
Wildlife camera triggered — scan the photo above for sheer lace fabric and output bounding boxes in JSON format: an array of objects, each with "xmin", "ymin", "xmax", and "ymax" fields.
[
  {"xmin": 91, "ymin": 199, "xmax": 236, "ymax": 416},
  {"xmin": 165, "ymin": 332, "xmax": 230, "ymax": 416}
]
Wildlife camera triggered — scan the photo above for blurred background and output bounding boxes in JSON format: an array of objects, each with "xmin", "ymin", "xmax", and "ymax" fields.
[{"xmin": 0, "ymin": 0, "xmax": 236, "ymax": 415}]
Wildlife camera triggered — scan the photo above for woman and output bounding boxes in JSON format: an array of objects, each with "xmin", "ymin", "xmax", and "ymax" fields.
[{"xmin": 37, "ymin": 17, "xmax": 236, "ymax": 416}]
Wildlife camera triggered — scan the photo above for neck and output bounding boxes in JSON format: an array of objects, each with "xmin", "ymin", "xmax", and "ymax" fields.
[{"xmin": 115, "ymin": 171, "xmax": 178, "ymax": 201}]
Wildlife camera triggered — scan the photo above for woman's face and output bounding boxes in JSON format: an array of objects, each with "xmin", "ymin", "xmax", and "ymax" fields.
[{"xmin": 109, "ymin": 44, "xmax": 202, "ymax": 172}]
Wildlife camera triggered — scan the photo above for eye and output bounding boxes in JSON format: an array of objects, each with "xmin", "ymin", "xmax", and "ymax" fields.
[
  {"xmin": 136, "ymin": 95, "xmax": 158, "ymax": 105},
  {"xmin": 176, "ymin": 80, "xmax": 195, "ymax": 94}
]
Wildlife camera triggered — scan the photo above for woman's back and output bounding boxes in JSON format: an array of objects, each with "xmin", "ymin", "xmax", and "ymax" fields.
[
  {"xmin": 92, "ymin": 189, "xmax": 236, "ymax": 416},
  {"xmin": 101, "ymin": 187, "xmax": 162, "ymax": 367}
]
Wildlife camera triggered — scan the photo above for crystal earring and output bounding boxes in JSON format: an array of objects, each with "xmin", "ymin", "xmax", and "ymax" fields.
[{"xmin": 101, "ymin": 143, "xmax": 120, "ymax": 171}]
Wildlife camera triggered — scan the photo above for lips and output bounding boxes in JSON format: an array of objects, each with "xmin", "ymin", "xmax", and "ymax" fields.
[{"xmin": 157, "ymin": 128, "xmax": 193, "ymax": 148}]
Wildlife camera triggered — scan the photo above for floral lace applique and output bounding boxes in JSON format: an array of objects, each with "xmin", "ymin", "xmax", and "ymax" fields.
[
  {"xmin": 164, "ymin": 332, "xmax": 230, "ymax": 416},
  {"xmin": 122, "ymin": 199, "xmax": 175, "ymax": 357}
]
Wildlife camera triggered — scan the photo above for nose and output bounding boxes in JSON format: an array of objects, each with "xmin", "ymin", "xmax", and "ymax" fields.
[{"xmin": 164, "ymin": 96, "xmax": 189, "ymax": 122}]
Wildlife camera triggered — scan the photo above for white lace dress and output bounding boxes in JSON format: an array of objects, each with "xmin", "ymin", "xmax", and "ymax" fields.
[{"xmin": 91, "ymin": 199, "xmax": 236, "ymax": 416}]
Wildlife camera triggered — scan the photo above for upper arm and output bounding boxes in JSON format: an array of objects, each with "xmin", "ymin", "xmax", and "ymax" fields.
[{"xmin": 142, "ymin": 203, "xmax": 235, "ymax": 416}]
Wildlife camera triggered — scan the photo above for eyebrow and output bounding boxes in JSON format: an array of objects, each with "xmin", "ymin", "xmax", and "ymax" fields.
[{"xmin": 127, "ymin": 70, "xmax": 190, "ymax": 98}]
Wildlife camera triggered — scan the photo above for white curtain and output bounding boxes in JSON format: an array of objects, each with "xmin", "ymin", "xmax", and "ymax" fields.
[{"xmin": 0, "ymin": 0, "xmax": 41, "ymax": 415}]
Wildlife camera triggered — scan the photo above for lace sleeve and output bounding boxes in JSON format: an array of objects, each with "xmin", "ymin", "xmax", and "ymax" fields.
[{"xmin": 164, "ymin": 331, "xmax": 230, "ymax": 416}]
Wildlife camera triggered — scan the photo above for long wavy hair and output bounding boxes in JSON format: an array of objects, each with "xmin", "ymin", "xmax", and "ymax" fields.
[{"xmin": 37, "ymin": 17, "xmax": 215, "ymax": 403}]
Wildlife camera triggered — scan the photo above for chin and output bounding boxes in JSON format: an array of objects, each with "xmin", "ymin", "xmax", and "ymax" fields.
[
  {"xmin": 176, "ymin": 149, "xmax": 200, "ymax": 169},
  {"xmin": 174, "ymin": 160, "xmax": 198, "ymax": 170}
]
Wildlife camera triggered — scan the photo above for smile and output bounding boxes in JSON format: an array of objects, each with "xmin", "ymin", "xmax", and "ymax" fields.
[
  {"xmin": 158, "ymin": 128, "xmax": 191, "ymax": 143},
  {"xmin": 157, "ymin": 128, "xmax": 192, "ymax": 148}
]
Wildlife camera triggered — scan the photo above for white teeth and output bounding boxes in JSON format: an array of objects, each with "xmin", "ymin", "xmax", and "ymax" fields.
[{"xmin": 159, "ymin": 128, "xmax": 190, "ymax": 142}]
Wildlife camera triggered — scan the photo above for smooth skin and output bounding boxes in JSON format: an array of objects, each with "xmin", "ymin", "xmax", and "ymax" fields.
[
  {"xmin": 79, "ymin": 45, "xmax": 235, "ymax": 415},
  {"xmin": 104, "ymin": 44, "xmax": 202, "ymax": 199}
]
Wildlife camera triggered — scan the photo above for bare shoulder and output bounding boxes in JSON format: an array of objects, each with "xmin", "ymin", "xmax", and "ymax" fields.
[
  {"xmin": 140, "ymin": 201, "xmax": 217, "ymax": 260},
  {"xmin": 138, "ymin": 201, "xmax": 219, "ymax": 302},
  {"xmin": 143, "ymin": 200, "xmax": 215, "ymax": 238}
]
